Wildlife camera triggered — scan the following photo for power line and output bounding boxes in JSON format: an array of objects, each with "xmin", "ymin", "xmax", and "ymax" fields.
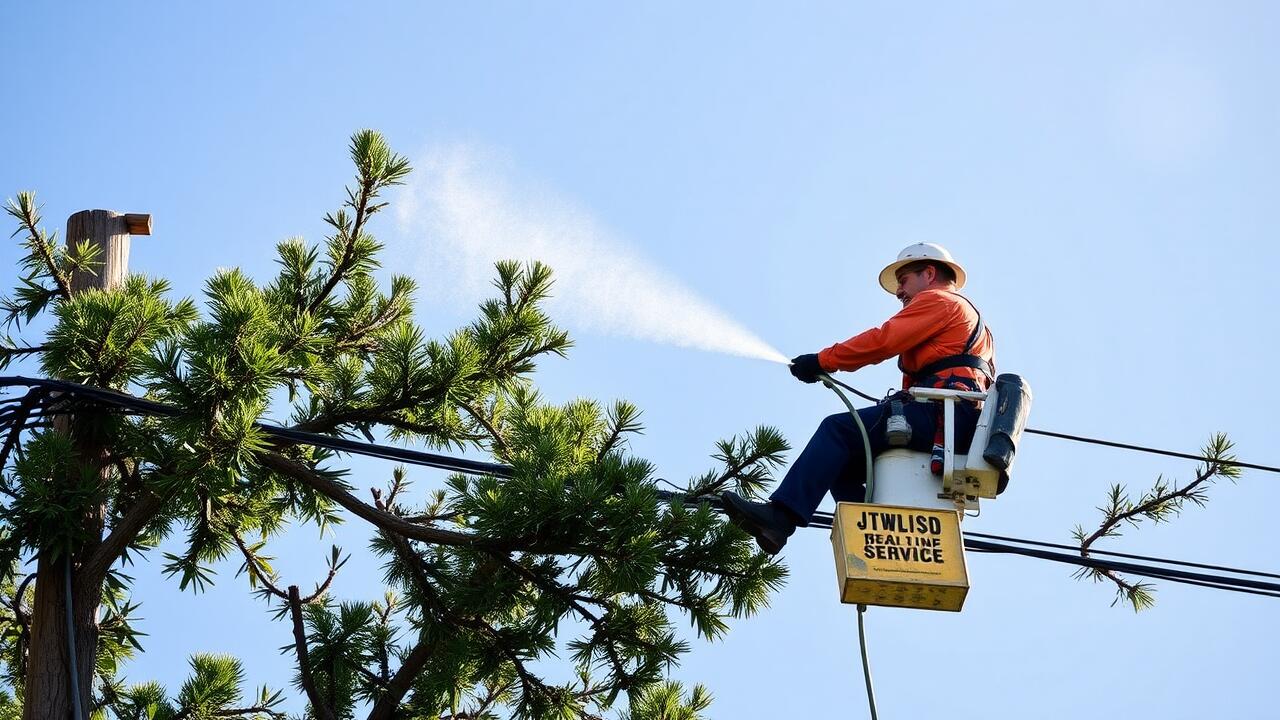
[
  {"xmin": 650, "ymin": 492, "xmax": 1280, "ymax": 598},
  {"xmin": 0, "ymin": 376, "xmax": 516, "ymax": 479},
  {"xmin": 3, "ymin": 375, "xmax": 1278, "ymax": 601},
  {"xmin": 265, "ymin": 425, "xmax": 514, "ymax": 479},
  {"xmin": 961, "ymin": 538, "xmax": 1280, "ymax": 598},
  {"xmin": 774, "ymin": 509, "xmax": 1280, "ymax": 591},
  {"xmin": 963, "ymin": 530, "xmax": 1280, "ymax": 581},
  {"xmin": 1122, "ymin": 570, "xmax": 1280, "ymax": 600},
  {"xmin": 7, "ymin": 375, "xmax": 1278, "ymax": 475},
  {"xmin": 819, "ymin": 375, "xmax": 1280, "ymax": 474},
  {"xmin": 1022, "ymin": 427, "xmax": 1280, "ymax": 473}
]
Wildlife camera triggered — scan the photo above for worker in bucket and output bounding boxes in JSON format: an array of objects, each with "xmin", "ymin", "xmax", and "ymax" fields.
[{"xmin": 722, "ymin": 243, "xmax": 996, "ymax": 555}]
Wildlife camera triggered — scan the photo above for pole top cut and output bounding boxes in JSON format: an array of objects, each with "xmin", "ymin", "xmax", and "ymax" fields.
[
  {"xmin": 124, "ymin": 213, "xmax": 151, "ymax": 235},
  {"xmin": 68, "ymin": 210, "xmax": 152, "ymax": 236}
]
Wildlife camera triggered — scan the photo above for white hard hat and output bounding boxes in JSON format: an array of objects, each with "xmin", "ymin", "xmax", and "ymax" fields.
[{"xmin": 877, "ymin": 243, "xmax": 967, "ymax": 294}]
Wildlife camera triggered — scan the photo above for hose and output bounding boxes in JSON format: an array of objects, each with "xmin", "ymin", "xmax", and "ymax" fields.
[
  {"xmin": 817, "ymin": 372, "xmax": 879, "ymax": 719},
  {"xmin": 64, "ymin": 554, "xmax": 85, "ymax": 720},
  {"xmin": 817, "ymin": 372, "xmax": 875, "ymax": 502},
  {"xmin": 819, "ymin": 373, "xmax": 881, "ymax": 404},
  {"xmin": 857, "ymin": 603, "xmax": 879, "ymax": 720}
]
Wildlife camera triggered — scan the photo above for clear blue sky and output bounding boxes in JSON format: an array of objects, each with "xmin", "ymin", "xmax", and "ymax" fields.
[{"xmin": 6, "ymin": 3, "xmax": 1279, "ymax": 717}]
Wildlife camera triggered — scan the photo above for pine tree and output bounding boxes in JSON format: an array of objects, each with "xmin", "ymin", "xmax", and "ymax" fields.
[{"xmin": 0, "ymin": 131, "xmax": 789, "ymax": 719}]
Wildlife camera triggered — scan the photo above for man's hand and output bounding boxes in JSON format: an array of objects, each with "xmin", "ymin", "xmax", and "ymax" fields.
[{"xmin": 789, "ymin": 353, "xmax": 823, "ymax": 383}]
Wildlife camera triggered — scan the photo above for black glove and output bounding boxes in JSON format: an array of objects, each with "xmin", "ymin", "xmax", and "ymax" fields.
[{"xmin": 789, "ymin": 353, "xmax": 823, "ymax": 384}]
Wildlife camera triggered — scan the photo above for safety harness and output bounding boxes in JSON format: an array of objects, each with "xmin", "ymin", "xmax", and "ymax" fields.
[
  {"xmin": 896, "ymin": 293, "xmax": 994, "ymax": 475},
  {"xmin": 898, "ymin": 293, "xmax": 994, "ymax": 392}
]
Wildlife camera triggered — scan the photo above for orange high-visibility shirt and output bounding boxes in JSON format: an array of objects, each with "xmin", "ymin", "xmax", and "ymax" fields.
[{"xmin": 816, "ymin": 288, "xmax": 995, "ymax": 390}]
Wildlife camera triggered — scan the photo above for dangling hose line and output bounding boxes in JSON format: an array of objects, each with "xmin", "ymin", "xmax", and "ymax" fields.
[
  {"xmin": 820, "ymin": 373, "xmax": 882, "ymax": 404},
  {"xmin": 857, "ymin": 603, "xmax": 879, "ymax": 720},
  {"xmin": 64, "ymin": 554, "xmax": 85, "ymax": 720},
  {"xmin": 817, "ymin": 372, "xmax": 879, "ymax": 719},
  {"xmin": 817, "ymin": 373, "xmax": 875, "ymax": 502}
]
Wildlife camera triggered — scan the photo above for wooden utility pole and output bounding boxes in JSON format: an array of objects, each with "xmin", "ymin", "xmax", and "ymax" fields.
[
  {"xmin": 22, "ymin": 209, "xmax": 150, "ymax": 720},
  {"xmin": 65, "ymin": 210, "xmax": 149, "ymax": 292}
]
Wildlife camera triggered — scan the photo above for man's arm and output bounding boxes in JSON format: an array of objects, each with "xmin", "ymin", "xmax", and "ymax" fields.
[{"xmin": 817, "ymin": 291, "xmax": 955, "ymax": 372}]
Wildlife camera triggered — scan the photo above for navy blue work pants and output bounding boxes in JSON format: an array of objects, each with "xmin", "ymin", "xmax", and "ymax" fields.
[{"xmin": 770, "ymin": 400, "xmax": 979, "ymax": 526}]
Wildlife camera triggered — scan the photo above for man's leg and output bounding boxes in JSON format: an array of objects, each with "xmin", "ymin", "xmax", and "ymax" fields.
[
  {"xmin": 770, "ymin": 406, "xmax": 888, "ymax": 525},
  {"xmin": 722, "ymin": 405, "xmax": 887, "ymax": 554},
  {"xmin": 723, "ymin": 399, "xmax": 979, "ymax": 554}
]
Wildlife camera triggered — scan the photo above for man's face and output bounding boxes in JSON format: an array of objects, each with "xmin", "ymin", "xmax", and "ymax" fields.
[{"xmin": 895, "ymin": 265, "xmax": 934, "ymax": 305}]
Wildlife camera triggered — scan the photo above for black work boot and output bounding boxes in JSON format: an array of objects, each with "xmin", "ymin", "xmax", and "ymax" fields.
[{"xmin": 720, "ymin": 491, "xmax": 797, "ymax": 555}]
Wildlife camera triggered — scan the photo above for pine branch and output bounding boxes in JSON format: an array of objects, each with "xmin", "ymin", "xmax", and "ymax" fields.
[
  {"xmin": 306, "ymin": 131, "xmax": 410, "ymax": 317},
  {"xmin": 461, "ymin": 402, "xmax": 510, "ymax": 459},
  {"xmin": 447, "ymin": 601, "xmax": 558, "ymax": 715},
  {"xmin": 289, "ymin": 389, "xmax": 446, "ymax": 434},
  {"xmin": 211, "ymin": 706, "xmax": 287, "ymax": 719},
  {"xmin": 230, "ymin": 531, "xmax": 289, "ymax": 601},
  {"xmin": 364, "ymin": 638, "xmax": 438, "ymax": 720},
  {"xmin": 299, "ymin": 560, "xmax": 341, "ymax": 604},
  {"xmin": 598, "ymin": 402, "xmax": 641, "ymax": 460},
  {"xmin": 231, "ymin": 530, "xmax": 341, "ymax": 605},
  {"xmin": 352, "ymin": 664, "xmax": 389, "ymax": 693},
  {"xmin": 306, "ymin": 177, "xmax": 374, "ymax": 316},
  {"xmin": 633, "ymin": 587, "xmax": 698, "ymax": 612},
  {"xmin": 96, "ymin": 319, "xmax": 156, "ymax": 387},
  {"xmin": 1078, "ymin": 466, "xmax": 1218, "ymax": 553},
  {"xmin": 1074, "ymin": 434, "xmax": 1238, "ymax": 609},
  {"xmin": 379, "ymin": 526, "xmax": 559, "ymax": 718},
  {"xmin": 264, "ymin": 449, "xmax": 712, "ymax": 574},
  {"xmin": 683, "ymin": 428, "xmax": 788, "ymax": 500},
  {"xmin": 482, "ymin": 336, "xmax": 572, "ymax": 382},
  {"xmin": 444, "ymin": 680, "xmax": 514, "ymax": 720},
  {"xmin": 488, "ymin": 553, "xmax": 632, "ymax": 691},
  {"xmin": 82, "ymin": 488, "xmax": 171, "ymax": 588},
  {"xmin": 6, "ymin": 574, "xmax": 34, "ymax": 675},
  {"xmin": 259, "ymin": 451, "xmax": 489, "ymax": 549},
  {"xmin": 287, "ymin": 585, "xmax": 340, "ymax": 720},
  {"xmin": 5, "ymin": 193, "xmax": 71, "ymax": 300},
  {"xmin": 382, "ymin": 416, "xmax": 477, "ymax": 440},
  {"xmin": 174, "ymin": 703, "xmax": 289, "ymax": 720},
  {"xmin": 0, "ymin": 343, "xmax": 47, "ymax": 365},
  {"xmin": 332, "ymin": 300, "xmax": 409, "ymax": 353}
]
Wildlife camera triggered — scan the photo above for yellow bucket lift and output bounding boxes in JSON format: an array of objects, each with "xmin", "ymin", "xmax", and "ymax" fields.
[{"xmin": 830, "ymin": 375, "xmax": 1031, "ymax": 612}]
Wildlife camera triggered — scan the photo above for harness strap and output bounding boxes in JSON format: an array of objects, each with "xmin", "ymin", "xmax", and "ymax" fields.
[
  {"xmin": 959, "ymin": 295, "xmax": 985, "ymax": 354},
  {"xmin": 913, "ymin": 353, "xmax": 994, "ymax": 381},
  {"xmin": 902, "ymin": 293, "xmax": 995, "ymax": 386}
]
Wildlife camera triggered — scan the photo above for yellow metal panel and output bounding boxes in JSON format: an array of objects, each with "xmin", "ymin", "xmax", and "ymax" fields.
[{"xmin": 830, "ymin": 502, "xmax": 969, "ymax": 612}]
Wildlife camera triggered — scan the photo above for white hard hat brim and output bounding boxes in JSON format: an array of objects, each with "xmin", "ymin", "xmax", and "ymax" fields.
[{"xmin": 878, "ymin": 258, "xmax": 967, "ymax": 294}]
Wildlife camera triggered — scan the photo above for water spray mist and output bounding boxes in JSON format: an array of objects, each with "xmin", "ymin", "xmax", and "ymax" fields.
[{"xmin": 394, "ymin": 144, "xmax": 789, "ymax": 364}]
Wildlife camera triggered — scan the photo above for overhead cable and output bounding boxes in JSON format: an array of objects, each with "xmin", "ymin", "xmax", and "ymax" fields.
[
  {"xmin": 963, "ymin": 530, "xmax": 1280, "ymax": 581},
  {"xmin": 817, "ymin": 375, "xmax": 1280, "ymax": 474},
  {"xmin": 1021, "ymin": 427, "xmax": 1280, "ymax": 473},
  {"xmin": 0, "ymin": 376, "xmax": 516, "ymax": 480},
  {"xmin": 3, "ymin": 375, "xmax": 1278, "ymax": 600},
  {"xmin": 5, "ymin": 375, "xmax": 1278, "ymax": 475},
  {"xmin": 961, "ymin": 538, "xmax": 1280, "ymax": 597},
  {"xmin": 791, "ymin": 510, "xmax": 1280, "ymax": 595}
]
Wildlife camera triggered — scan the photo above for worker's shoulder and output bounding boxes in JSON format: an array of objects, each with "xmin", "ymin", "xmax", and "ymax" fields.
[{"xmin": 911, "ymin": 288, "xmax": 973, "ymax": 310}]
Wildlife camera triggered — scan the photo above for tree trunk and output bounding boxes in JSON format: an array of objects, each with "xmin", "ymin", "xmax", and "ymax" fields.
[
  {"xmin": 22, "ymin": 210, "xmax": 134, "ymax": 720},
  {"xmin": 22, "ymin": 548, "xmax": 100, "ymax": 720}
]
